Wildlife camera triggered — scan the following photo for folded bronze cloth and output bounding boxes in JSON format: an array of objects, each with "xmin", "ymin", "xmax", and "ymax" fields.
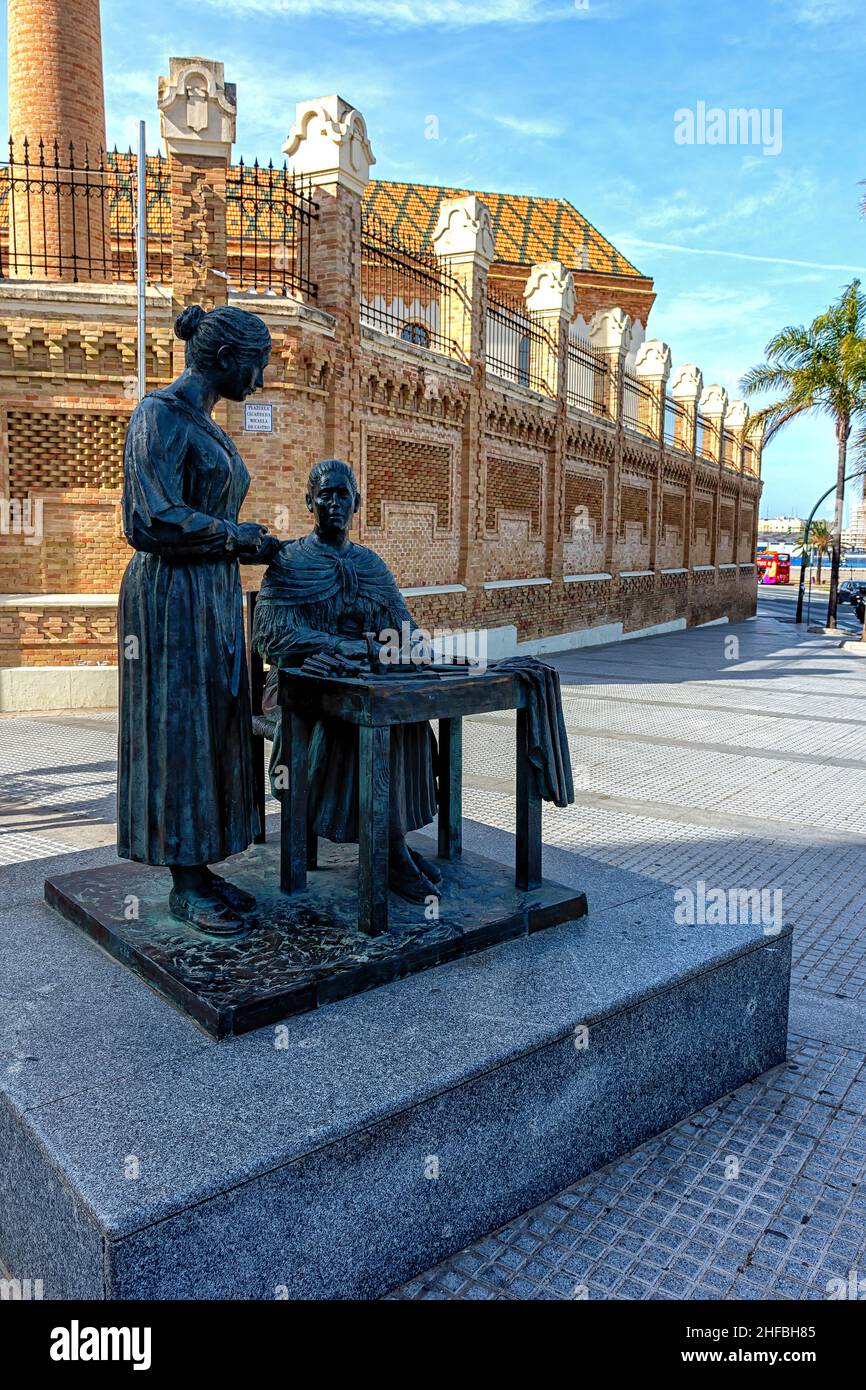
[{"xmin": 494, "ymin": 656, "xmax": 575, "ymax": 808}]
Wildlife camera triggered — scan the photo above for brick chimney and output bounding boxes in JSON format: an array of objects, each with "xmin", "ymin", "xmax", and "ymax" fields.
[{"xmin": 7, "ymin": 0, "xmax": 110, "ymax": 279}]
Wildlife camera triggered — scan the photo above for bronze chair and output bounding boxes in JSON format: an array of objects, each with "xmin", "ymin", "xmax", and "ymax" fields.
[
  {"xmin": 245, "ymin": 589, "xmax": 275, "ymax": 844},
  {"xmin": 246, "ymin": 590, "xmax": 317, "ymax": 869}
]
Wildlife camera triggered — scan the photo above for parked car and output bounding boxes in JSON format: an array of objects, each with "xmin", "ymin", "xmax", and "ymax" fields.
[{"xmin": 838, "ymin": 579, "xmax": 866, "ymax": 605}]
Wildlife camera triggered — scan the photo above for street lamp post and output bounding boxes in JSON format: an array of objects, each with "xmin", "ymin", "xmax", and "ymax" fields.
[{"xmin": 795, "ymin": 473, "xmax": 862, "ymax": 624}]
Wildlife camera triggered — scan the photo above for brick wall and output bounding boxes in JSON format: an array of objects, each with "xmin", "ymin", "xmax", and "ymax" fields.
[
  {"xmin": 0, "ymin": 603, "xmax": 116, "ymax": 666},
  {"xmin": 0, "ymin": 148, "xmax": 761, "ymax": 670}
]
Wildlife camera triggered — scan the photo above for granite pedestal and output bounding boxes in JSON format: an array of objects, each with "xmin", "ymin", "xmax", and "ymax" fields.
[
  {"xmin": 2, "ymin": 867, "xmax": 791, "ymax": 1299},
  {"xmin": 43, "ymin": 836, "xmax": 587, "ymax": 1038}
]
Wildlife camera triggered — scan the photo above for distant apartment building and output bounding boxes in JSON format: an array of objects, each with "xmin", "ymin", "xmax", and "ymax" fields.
[
  {"xmin": 843, "ymin": 501, "xmax": 866, "ymax": 550},
  {"xmin": 758, "ymin": 516, "xmax": 804, "ymax": 536}
]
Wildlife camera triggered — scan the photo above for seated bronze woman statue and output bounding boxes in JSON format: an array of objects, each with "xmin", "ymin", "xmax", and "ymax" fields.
[{"xmin": 253, "ymin": 459, "xmax": 443, "ymax": 904}]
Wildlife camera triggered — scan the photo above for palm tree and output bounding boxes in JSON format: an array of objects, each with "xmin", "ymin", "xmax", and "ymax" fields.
[
  {"xmin": 796, "ymin": 518, "xmax": 832, "ymax": 582},
  {"xmin": 741, "ymin": 280, "xmax": 866, "ymax": 627}
]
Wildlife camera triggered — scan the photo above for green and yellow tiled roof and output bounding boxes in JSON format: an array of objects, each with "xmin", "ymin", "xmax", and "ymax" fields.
[
  {"xmin": 1, "ymin": 159, "xmax": 642, "ymax": 280},
  {"xmin": 363, "ymin": 179, "xmax": 642, "ymax": 279}
]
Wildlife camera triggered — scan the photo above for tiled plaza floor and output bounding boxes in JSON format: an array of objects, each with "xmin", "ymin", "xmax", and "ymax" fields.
[
  {"xmin": 389, "ymin": 602, "xmax": 866, "ymax": 1299},
  {"xmin": 391, "ymin": 1036, "xmax": 866, "ymax": 1300},
  {"xmin": 1, "ymin": 591, "xmax": 865, "ymax": 1299}
]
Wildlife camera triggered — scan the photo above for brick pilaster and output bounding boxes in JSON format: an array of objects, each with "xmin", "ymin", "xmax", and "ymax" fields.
[
  {"xmin": 431, "ymin": 195, "xmax": 494, "ymax": 595},
  {"xmin": 524, "ymin": 261, "xmax": 575, "ymax": 584},
  {"xmin": 284, "ymin": 96, "xmax": 375, "ymax": 471},
  {"xmin": 158, "ymin": 58, "xmax": 237, "ymax": 375},
  {"xmin": 589, "ymin": 308, "xmax": 633, "ymax": 577}
]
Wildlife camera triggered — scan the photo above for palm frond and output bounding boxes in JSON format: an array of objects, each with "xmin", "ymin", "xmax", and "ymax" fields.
[
  {"xmin": 740, "ymin": 279, "xmax": 866, "ymax": 453},
  {"xmin": 746, "ymin": 401, "xmax": 809, "ymax": 447}
]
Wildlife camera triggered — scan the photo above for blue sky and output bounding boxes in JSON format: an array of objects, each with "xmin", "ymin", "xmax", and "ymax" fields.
[{"xmin": 3, "ymin": 0, "xmax": 865, "ymax": 518}]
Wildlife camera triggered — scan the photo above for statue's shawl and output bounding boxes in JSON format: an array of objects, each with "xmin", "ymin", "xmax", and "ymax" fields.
[{"xmin": 254, "ymin": 535, "xmax": 412, "ymax": 653}]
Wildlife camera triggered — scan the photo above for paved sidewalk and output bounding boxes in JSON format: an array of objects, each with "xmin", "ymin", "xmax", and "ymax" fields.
[
  {"xmin": 392, "ymin": 608, "xmax": 866, "ymax": 1299},
  {"xmin": 1, "ymin": 602, "xmax": 865, "ymax": 1300}
]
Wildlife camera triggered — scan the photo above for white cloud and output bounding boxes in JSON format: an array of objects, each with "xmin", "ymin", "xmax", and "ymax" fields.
[
  {"xmin": 791, "ymin": 0, "xmax": 859, "ymax": 24},
  {"xmin": 615, "ymin": 236, "xmax": 866, "ymax": 275},
  {"xmin": 649, "ymin": 288, "xmax": 784, "ymax": 398},
  {"xmin": 621, "ymin": 167, "xmax": 821, "ymax": 244},
  {"xmin": 652, "ymin": 286, "xmax": 776, "ymax": 339},
  {"xmin": 197, "ymin": 0, "xmax": 569, "ymax": 26},
  {"xmin": 230, "ymin": 60, "xmax": 396, "ymax": 143},
  {"xmin": 491, "ymin": 113, "xmax": 565, "ymax": 139},
  {"xmin": 104, "ymin": 67, "xmax": 164, "ymax": 149},
  {"xmin": 637, "ymin": 189, "xmax": 709, "ymax": 234}
]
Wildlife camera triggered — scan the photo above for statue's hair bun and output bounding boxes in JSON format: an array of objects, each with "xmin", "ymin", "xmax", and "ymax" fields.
[{"xmin": 174, "ymin": 304, "xmax": 207, "ymax": 341}]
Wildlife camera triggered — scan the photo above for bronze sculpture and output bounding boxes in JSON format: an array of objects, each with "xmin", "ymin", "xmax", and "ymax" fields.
[
  {"xmin": 117, "ymin": 304, "xmax": 280, "ymax": 936},
  {"xmin": 54, "ymin": 422, "xmax": 582, "ymax": 1029},
  {"xmin": 253, "ymin": 460, "xmax": 443, "ymax": 903}
]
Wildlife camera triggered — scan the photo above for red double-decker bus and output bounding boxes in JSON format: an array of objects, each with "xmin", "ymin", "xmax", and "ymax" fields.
[{"xmin": 757, "ymin": 551, "xmax": 791, "ymax": 585}]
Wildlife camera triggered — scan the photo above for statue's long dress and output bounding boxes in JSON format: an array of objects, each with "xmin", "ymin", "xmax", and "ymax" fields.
[
  {"xmin": 253, "ymin": 535, "xmax": 438, "ymax": 842},
  {"xmin": 117, "ymin": 387, "xmax": 259, "ymax": 866}
]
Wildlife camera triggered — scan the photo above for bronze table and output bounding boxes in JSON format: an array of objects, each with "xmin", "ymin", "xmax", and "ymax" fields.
[{"xmin": 277, "ymin": 667, "xmax": 543, "ymax": 935}]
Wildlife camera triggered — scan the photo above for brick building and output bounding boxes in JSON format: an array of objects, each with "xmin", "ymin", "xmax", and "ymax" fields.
[{"xmin": 0, "ymin": 9, "xmax": 762, "ymax": 710}]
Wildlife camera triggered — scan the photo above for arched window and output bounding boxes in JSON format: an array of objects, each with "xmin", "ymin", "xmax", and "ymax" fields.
[
  {"xmin": 401, "ymin": 322, "xmax": 430, "ymax": 348},
  {"xmin": 517, "ymin": 333, "xmax": 531, "ymax": 387}
]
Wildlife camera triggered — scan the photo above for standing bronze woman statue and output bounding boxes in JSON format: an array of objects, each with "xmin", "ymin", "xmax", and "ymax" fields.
[{"xmin": 117, "ymin": 304, "xmax": 280, "ymax": 936}]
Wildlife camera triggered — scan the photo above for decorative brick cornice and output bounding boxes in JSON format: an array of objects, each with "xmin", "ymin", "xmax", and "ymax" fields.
[{"xmin": 485, "ymin": 396, "xmax": 557, "ymax": 448}]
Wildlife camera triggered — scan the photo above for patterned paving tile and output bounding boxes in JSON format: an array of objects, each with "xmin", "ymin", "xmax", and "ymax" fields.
[{"xmin": 390, "ymin": 1039, "xmax": 866, "ymax": 1301}]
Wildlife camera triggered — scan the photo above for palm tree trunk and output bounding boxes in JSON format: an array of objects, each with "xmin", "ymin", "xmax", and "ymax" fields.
[{"xmin": 826, "ymin": 415, "xmax": 850, "ymax": 628}]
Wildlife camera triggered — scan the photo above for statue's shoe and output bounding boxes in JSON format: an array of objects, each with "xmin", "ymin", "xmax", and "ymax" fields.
[
  {"xmin": 387, "ymin": 864, "xmax": 441, "ymax": 904},
  {"xmin": 169, "ymin": 887, "xmax": 249, "ymax": 938},
  {"xmin": 207, "ymin": 874, "xmax": 257, "ymax": 914},
  {"xmin": 407, "ymin": 846, "xmax": 443, "ymax": 885}
]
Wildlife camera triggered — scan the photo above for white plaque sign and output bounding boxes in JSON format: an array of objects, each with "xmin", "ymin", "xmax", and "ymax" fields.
[{"xmin": 244, "ymin": 402, "xmax": 273, "ymax": 433}]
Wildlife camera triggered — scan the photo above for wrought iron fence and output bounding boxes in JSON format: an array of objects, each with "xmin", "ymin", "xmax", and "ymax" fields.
[
  {"xmin": 621, "ymin": 369, "xmax": 660, "ymax": 438},
  {"xmin": 360, "ymin": 208, "xmax": 466, "ymax": 357},
  {"xmin": 566, "ymin": 336, "xmax": 609, "ymax": 416},
  {"xmin": 0, "ymin": 137, "xmax": 171, "ymax": 283},
  {"xmin": 226, "ymin": 159, "xmax": 318, "ymax": 299},
  {"xmin": 664, "ymin": 395, "xmax": 689, "ymax": 450},
  {"xmin": 485, "ymin": 284, "xmax": 555, "ymax": 393},
  {"xmin": 721, "ymin": 428, "xmax": 737, "ymax": 469},
  {"xmin": 743, "ymin": 441, "xmax": 759, "ymax": 477},
  {"xmin": 696, "ymin": 412, "xmax": 716, "ymax": 460}
]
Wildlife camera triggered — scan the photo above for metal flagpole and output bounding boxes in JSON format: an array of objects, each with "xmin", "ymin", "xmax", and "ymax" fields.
[{"xmin": 136, "ymin": 120, "xmax": 147, "ymax": 402}]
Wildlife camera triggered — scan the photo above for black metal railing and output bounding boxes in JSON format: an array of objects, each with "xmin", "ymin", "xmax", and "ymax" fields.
[
  {"xmin": 360, "ymin": 208, "xmax": 466, "ymax": 357},
  {"xmin": 621, "ymin": 369, "xmax": 660, "ymax": 438},
  {"xmin": 743, "ymin": 441, "xmax": 759, "ymax": 477},
  {"xmin": 696, "ymin": 412, "xmax": 716, "ymax": 460},
  {"xmin": 226, "ymin": 159, "xmax": 318, "ymax": 299},
  {"xmin": 485, "ymin": 285, "xmax": 556, "ymax": 394},
  {"xmin": 0, "ymin": 137, "xmax": 171, "ymax": 283},
  {"xmin": 566, "ymin": 337, "xmax": 609, "ymax": 415},
  {"xmin": 664, "ymin": 394, "xmax": 689, "ymax": 450},
  {"xmin": 721, "ymin": 428, "xmax": 737, "ymax": 469}
]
